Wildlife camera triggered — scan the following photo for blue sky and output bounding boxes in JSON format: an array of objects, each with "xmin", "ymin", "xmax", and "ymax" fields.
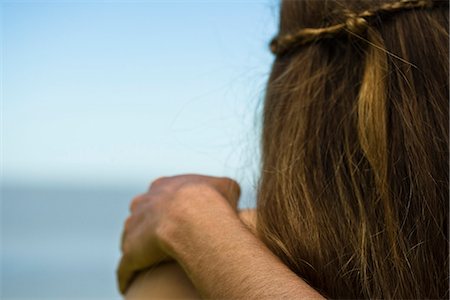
[{"xmin": 2, "ymin": 0, "xmax": 279, "ymax": 189}]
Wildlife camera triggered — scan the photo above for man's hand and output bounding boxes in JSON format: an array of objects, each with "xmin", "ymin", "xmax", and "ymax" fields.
[{"xmin": 117, "ymin": 174, "xmax": 241, "ymax": 294}]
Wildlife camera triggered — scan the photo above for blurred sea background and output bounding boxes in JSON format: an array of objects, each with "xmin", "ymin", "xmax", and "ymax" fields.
[{"xmin": 1, "ymin": 1, "xmax": 277, "ymax": 299}]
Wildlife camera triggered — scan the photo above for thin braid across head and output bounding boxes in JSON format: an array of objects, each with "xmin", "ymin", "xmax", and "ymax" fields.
[{"xmin": 270, "ymin": 0, "xmax": 435, "ymax": 56}]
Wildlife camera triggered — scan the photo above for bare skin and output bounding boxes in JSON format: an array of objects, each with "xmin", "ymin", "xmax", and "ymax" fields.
[
  {"xmin": 125, "ymin": 263, "xmax": 200, "ymax": 299},
  {"xmin": 118, "ymin": 175, "xmax": 324, "ymax": 299},
  {"xmin": 125, "ymin": 210, "xmax": 257, "ymax": 299}
]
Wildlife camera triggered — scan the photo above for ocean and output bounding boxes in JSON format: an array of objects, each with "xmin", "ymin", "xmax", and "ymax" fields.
[
  {"xmin": 2, "ymin": 185, "xmax": 136, "ymax": 299},
  {"xmin": 1, "ymin": 184, "xmax": 256, "ymax": 299}
]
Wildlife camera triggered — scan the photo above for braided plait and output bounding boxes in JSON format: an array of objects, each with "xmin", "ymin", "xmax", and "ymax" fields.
[{"xmin": 270, "ymin": 0, "xmax": 435, "ymax": 55}]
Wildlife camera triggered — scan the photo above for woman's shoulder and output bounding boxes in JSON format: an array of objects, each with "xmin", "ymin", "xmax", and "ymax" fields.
[{"xmin": 125, "ymin": 262, "xmax": 200, "ymax": 300}]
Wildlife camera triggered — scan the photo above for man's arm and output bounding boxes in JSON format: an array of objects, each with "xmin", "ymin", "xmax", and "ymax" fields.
[
  {"xmin": 118, "ymin": 175, "xmax": 324, "ymax": 299},
  {"xmin": 160, "ymin": 208, "xmax": 324, "ymax": 299},
  {"xmin": 124, "ymin": 209, "xmax": 256, "ymax": 300}
]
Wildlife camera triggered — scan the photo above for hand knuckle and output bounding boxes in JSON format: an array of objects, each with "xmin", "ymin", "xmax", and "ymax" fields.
[
  {"xmin": 124, "ymin": 216, "xmax": 133, "ymax": 230},
  {"xmin": 129, "ymin": 195, "xmax": 144, "ymax": 212},
  {"xmin": 149, "ymin": 176, "xmax": 168, "ymax": 189},
  {"xmin": 122, "ymin": 238, "xmax": 132, "ymax": 255}
]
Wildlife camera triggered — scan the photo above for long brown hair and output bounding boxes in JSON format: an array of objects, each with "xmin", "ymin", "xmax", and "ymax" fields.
[{"xmin": 256, "ymin": 0, "xmax": 449, "ymax": 298}]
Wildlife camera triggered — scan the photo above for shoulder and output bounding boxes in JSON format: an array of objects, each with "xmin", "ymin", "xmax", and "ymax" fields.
[
  {"xmin": 239, "ymin": 208, "xmax": 257, "ymax": 234},
  {"xmin": 125, "ymin": 262, "xmax": 200, "ymax": 300}
]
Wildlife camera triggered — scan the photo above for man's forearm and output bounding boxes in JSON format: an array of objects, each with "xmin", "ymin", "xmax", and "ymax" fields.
[{"xmin": 160, "ymin": 212, "xmax": 325, "ymax": 299}]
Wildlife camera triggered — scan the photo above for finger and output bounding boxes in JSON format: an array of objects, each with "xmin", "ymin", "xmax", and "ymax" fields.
[
  {"xmin": 147, "ymin": 176, "xmax": 168, "ymax": 191},
  {"xmin": 117, "ymin": 243, "xmax": 173, "ymax": 294},
  {"xmin": 117, "ymin": 255, "xmax": 137, "ymax": 295},
  {"xmin": 120, "ymin": 212, "xmax": 146, "ymax": 252},
  {"xmin": 172, "ymin": 174, "xmax": 241, "ymax": 208},
  {"xmin": 129, "ymin": 193, "xmax": 147, "ymax": 213}
]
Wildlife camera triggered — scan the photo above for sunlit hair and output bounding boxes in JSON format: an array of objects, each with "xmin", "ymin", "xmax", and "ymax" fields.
[{"xmin": 256, "ymin": 0, "xmax": 449, "ymax": 298}]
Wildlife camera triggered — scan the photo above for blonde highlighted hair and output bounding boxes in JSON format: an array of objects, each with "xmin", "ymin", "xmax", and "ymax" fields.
[{"xmin": 257, "ymin": 0, "xmax": 449, "ymax": 298}]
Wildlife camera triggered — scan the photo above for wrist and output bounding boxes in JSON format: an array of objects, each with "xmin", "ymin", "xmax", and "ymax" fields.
[{"xmin": 155, "ymin": 184, "xmax": 240, "ymax": 261}]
